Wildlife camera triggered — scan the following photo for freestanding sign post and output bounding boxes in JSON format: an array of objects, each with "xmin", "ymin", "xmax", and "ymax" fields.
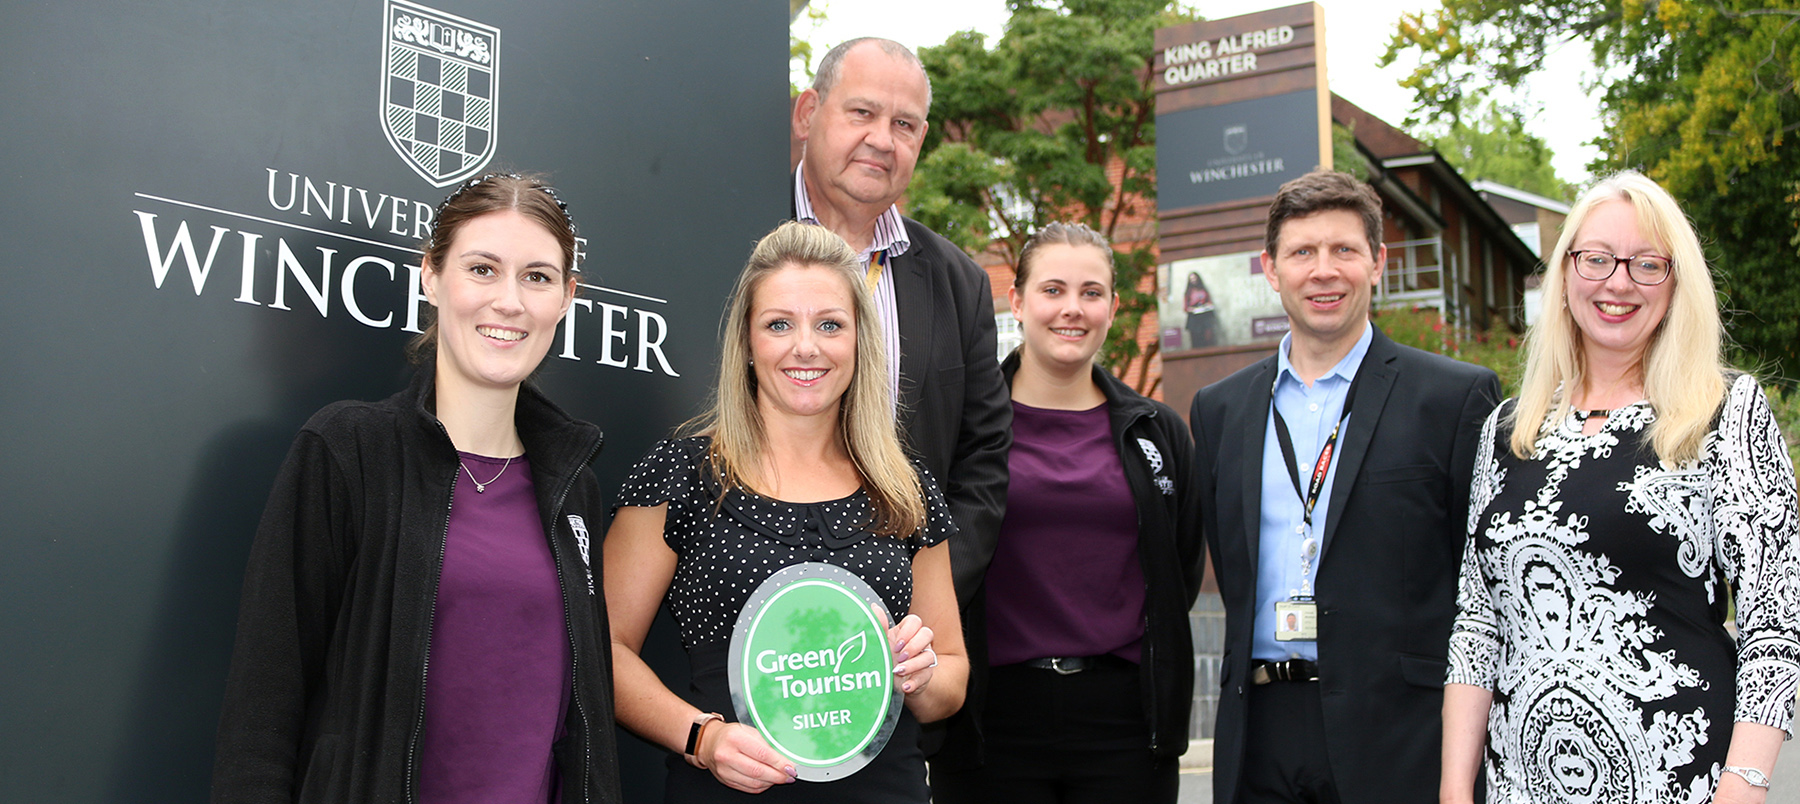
[
  {"xmin": 728, "ymin": 563, "xmax": 903, "ymax": 781},
  {"xmin": 1152, "ymin": 3, "xmax": 1331, "ymax": 355}
]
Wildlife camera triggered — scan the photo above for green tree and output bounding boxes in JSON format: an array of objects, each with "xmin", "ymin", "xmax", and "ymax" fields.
[
  {"xmin": 909, "ymin": 0, "xmax": 1197, "ymax": 390},
  {"xmin": 789, "ymin": 1, "xmax": 827, "ymax": 95},
  {"xmin": 1425, "ymin": 103, "xmax": 1570, "ymax": 200},
  {"xmin": 1382, "ymin": 0, "xmax": 1800, "ymax": 383}
]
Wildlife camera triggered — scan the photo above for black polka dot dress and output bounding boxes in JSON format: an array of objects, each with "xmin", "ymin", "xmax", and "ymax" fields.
[{"xmin": 613, "ymin": 437, "xmax": 954, "ymax": 803}]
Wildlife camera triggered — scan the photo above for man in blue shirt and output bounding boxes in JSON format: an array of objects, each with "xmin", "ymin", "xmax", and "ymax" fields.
[{"xmin": 1190, "ymin": 170, "xmax": 1500, "ymax": 804}]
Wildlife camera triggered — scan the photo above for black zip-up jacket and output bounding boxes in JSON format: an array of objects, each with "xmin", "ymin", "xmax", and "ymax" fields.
[
  {"xmin": 933, "ymin": 354, "xmax": 1204, "ymax": 768},
  {"xmin": 211, "ymin": 368, "xmax": 622, "ymax": 804}
]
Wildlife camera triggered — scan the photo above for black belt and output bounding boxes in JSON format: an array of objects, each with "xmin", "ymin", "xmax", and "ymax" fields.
[
  {"xmin": 1251, "ymin": 658, "xmax": 1319, "ymax": 684},
  {"xmin": 1021, "ymin": 656, "xmax": 1099, "ymax": 675}
]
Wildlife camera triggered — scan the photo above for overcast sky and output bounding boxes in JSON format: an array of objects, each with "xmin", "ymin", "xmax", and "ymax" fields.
[{"xmin": 797, "ymin": 0, "xmax": 1604, "ymax": 184}]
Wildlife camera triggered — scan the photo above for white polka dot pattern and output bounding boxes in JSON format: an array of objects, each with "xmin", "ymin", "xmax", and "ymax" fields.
[{"xmin": 612, "ymin": 438, "xmax": 954, "ymax": 649}]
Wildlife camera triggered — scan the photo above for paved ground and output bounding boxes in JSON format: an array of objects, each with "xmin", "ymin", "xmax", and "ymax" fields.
[{"xmin": 1175, "ymin": 737, "xmax": 1800, "ymax": 803}]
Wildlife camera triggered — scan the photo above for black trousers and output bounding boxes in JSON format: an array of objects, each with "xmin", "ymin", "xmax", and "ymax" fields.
[
  {"xmin": 1237, "ymin": 680, "xmax": 1341, "ymax": 804},
  {"xmin": 930, "ymin": 656, "xmax": 1177, "ymax": 804}
]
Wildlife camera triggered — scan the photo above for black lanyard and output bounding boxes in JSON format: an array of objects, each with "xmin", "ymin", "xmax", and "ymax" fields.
[{"xmin": 1271, "ymin": 372, "xmax": 1360, "ymax": 532}]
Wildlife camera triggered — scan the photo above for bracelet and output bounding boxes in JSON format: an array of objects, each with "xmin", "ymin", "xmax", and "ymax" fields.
[
  {"xmin": 1724, "ymin": 765, "xmax": 1771, "ymax": 789},
  {"xmin": 685, "ymin": 712, "xmax": 723, "ymax": 768}
]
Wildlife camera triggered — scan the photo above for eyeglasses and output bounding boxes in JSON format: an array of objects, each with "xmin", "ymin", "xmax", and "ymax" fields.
[{"xmin": 1567, "ymin": 250, "xmax": 1673, "ymax": 286}]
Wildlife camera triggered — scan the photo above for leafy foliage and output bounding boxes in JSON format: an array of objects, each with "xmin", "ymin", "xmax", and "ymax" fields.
[
  {"xmin": 1425, "ymin": 103, "xmax": 1570, "ymax": 200},
  {"xmin": 1382, "ymin": 0, "xmax": 1800, "ymax": 383},
  {"xmin": 1768, "ymin": 383, "xmax": 1800, "ymax": 471},
  {"xmin": 909, "ymin": 0, "xmax": 1197, "ymax": 386},
  {"xmin": 1371, "ymin": 306, "xmax": 1526, "ymax": 396},
  {"xmin": 789, "ymin": 1, "xmax": 828, "ymax": 95}
]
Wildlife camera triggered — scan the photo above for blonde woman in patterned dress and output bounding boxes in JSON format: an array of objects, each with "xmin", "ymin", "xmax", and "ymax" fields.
[{"xmin": 1441, "ymin": 171, "xmax": 1800, "ymax": 804}]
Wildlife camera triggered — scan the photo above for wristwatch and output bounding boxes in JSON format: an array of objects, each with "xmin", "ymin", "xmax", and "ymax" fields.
[
  {"xmin": 1724, "ymin": 765, "xmax": 1771, "ymax": 789},
  {"xmin": 684, "ymin": 712, "xmax": 723, "ymax": 766}
]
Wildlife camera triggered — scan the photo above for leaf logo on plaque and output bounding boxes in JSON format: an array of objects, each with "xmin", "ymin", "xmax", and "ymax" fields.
[
  {"xmin": 380, "ymin": 0, "xmax": 500, "ymax": 187},
  {"xmin": 728, "ymin": 563, "xmax": 903, "ymax": 780}
]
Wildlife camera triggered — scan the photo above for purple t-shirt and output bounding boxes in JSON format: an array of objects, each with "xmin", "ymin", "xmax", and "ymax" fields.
[
  {"xmin": 985, "ymin": 401, "xmax": 1146, "ymax": 666},
  {"xmin": 419, "ymin": 453, "xmax": 570, "ymax": 804}
]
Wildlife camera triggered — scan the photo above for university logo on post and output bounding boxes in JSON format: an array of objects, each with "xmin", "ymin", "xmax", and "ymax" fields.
[
  {"xmin": 1223, "ymin": 124, "xmax": 1248, "ymax": 156},
  {"xmin": 380, "ymin": 0, "xmax": 500, "ymax": 187}
]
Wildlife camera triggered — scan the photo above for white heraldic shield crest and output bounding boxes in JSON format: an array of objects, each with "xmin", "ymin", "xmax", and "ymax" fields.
[
  {"xmin": 380, "ymin": 0, "xmax": 500, "ymax": 187},
  {"xmin": 1223, "ymin": 124, "xmax": 1248, "ymax": 156}
]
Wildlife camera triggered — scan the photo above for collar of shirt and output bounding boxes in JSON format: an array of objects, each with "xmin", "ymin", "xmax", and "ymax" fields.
[
  {"xmin": 793, "ymin": 164, "xmax": 911, "ymax": 261},
  {"xmin": 1274, "ymin": 322, "xmax": 1374, "ymax": 395}
]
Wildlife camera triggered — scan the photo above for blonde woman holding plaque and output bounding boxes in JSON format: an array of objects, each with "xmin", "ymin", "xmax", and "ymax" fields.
[
  {"xmin": 1442, "ymin": 172, "xmax": 1800, "ymax": 804},
  {"xmin": 603, "ymin": 222, "xmax": 967, "ymax": 802}
]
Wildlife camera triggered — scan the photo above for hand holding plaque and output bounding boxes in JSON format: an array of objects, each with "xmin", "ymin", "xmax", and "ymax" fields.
[
  {"xmin": 881, "ymin": 611, "xmax": 938, "ymax": 699},
  {"xmin": 693, "ymin": 722, "xmax": 797, "ymax": 793}
]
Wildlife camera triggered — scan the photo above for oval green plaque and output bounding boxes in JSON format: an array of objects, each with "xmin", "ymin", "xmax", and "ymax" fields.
[{"xmin": 727, "ymin": 562, "xmax": 901, "ymax": 781}]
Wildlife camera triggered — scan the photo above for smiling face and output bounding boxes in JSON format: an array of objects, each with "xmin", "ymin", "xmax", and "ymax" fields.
[
  {"xmin": 422, "ymin": 209, "xmax": 573, "ymax": 395},
  {"xmin": 794, "ymin": 43, "xmax": 930, "ymax": 221},
  {"xmin": 749, "ymin": 263, "xmax": 858, "ymax": 424},
  {"xmin": 1563, "ymin": 199, "xmax": 1673, "ymax": 367},
  {"xmin": 1263, "ymin": 208, "xmax": 1385, "ymax": 353},
  {"xmin": 1010, "ymin": 243, "xmax": 1118, "ymax": 371}
]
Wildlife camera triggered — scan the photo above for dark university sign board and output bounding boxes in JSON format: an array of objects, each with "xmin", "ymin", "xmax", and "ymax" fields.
[
  {"xmin": 1154, "ymin": 2, "xmax": 1331, "ymax": 264},
  {"xmin": 0, "ymin": 3, "xmax": 787, "ymax": 802},
  {"xmin": 1156, "ymin": 90, "xmax": 1323, "ymax": 211}
]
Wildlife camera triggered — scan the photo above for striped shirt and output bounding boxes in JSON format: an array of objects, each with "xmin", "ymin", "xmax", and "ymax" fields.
[{"xmin": 793, "ymin": 165, "xmax": 907, "ymax": 404}]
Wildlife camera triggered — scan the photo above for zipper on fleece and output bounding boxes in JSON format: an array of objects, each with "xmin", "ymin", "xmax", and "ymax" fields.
[
  {"xmin": 543, "ymin": 433, "xmax": 604, "ymax": 803},
  {"xmin": 1116, "ymin": 408, "xmax": 1161, "ymax": 753},
  {"xmin": 405, "ymin": 428, "xmax": 607, "ymax": 803},
  {"xmin": 405, "ymin": 451, "xmax": 459, "ymax": 804}
]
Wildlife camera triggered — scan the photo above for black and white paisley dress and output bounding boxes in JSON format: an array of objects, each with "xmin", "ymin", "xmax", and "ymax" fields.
[{"xmin": 1448, "ymin": 374, "xmax": 1800, "ymax": 803}]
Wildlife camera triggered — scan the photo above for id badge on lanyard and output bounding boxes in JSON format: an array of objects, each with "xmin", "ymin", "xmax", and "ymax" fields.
[
  {"xmin": 1270, "ymin": 374, "xmax": 1356, "ymax": 644},
  {"xmin": 1275, "ymin": 538, "xmax": 1319, "ymax": 642}
]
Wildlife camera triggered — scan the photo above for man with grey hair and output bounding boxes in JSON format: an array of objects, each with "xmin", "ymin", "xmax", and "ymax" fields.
[{"xmin": 791, "ymin": 38, "xmax": 1010, "ymax": 611}]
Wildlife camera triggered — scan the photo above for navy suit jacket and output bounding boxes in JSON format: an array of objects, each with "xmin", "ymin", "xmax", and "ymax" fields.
[{"xmin": 1189, "ymin": 326, "xmax": 1499, "ymax": 804}]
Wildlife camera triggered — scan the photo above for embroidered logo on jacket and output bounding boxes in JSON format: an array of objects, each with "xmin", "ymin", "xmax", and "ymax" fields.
[
  {"xmin": 1138, "ymin": 438, "xmax": 1176, "ymax": 496},
  {"xmin": 567, "ymin": 513, "xmax": 594, "ymax": 594}
]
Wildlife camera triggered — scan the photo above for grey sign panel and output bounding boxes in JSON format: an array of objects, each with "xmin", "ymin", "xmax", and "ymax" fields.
[{"xmin": 1156, "ymin": 90, "xmax": 1320, "ymax": 211}]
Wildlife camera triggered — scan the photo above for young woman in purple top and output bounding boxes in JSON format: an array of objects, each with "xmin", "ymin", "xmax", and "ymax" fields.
[
  {"xmin": 931, "ymin": 223, "xmax": 1204, "ymax": 804},
  {"xmin": 213, "ymin": 174, "xmax": 621, "ymax": 804}
]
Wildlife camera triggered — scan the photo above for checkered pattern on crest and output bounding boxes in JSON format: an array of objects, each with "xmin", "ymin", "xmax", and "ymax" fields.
[{"xmin": 380, "ymin": 11, "xmax": 497, "ymax": 188}]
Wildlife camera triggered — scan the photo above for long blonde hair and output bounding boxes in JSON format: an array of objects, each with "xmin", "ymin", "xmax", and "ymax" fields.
[
  {"xmin": 1509, "ymin": 170, "xmax": 1727, "ymax": 464},
  {"xmin": 687, "ymin": 222, "xmax": 925, "ymax": 536}
]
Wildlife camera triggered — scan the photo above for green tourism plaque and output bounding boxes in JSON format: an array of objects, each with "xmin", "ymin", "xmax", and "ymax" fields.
[{"xmin": 727, "ymin": 562, "xmax": 901, "ymax": 781}]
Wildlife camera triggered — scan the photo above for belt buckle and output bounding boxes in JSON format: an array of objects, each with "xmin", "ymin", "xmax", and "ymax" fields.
[{"xmin": 1049, "ymin": 657, "xmax": 1080, "ymax": 675}]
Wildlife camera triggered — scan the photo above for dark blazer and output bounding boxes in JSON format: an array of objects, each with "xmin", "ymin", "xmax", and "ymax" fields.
[
  {"xmin": 888, "ymin": 216, "xmax": 1012, "ymax": 601},
  {"xmin": 1189, "ymin": 326, "xmax": 1499, "ymax": 804}
]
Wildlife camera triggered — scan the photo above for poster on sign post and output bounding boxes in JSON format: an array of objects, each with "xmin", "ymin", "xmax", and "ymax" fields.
[{"xmin": 728, "ymin": 563, "xmax": 903, "ymax": 781}]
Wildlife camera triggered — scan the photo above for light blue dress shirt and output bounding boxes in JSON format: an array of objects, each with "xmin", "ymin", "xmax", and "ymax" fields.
[{"xmin": 1252, "ymin": 323, "xmax": 1373, "ymax": 662}]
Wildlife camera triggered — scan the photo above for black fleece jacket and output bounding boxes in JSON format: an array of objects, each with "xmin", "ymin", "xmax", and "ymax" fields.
[
  {"xmin": 211, "ymin": 368, "xmax": 621, "ymax": 804},
  {"xmin": 933, "ymin": 354, "xmax": 1205, "ymax": 769}
]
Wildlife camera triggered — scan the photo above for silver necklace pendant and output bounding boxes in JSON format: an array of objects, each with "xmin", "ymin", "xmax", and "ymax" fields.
[{"xmin": 461, "ymin": 455, "xmax": 513, "ymax": 494}]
